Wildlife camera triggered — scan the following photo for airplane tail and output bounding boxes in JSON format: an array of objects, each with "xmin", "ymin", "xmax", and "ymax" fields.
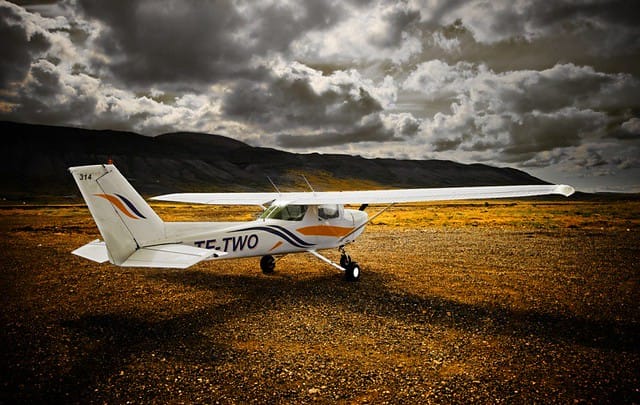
[
  {"xmin": 69, "ymin": 164, "xmax": 219, "ymax": 268},
  {"xmin": 69, "ymin": 164, "xmax": 166, "ymax": 265}
]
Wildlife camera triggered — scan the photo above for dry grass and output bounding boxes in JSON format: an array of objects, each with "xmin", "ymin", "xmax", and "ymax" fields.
[
  {"xmin": 1, "ymin": 199, "xmax": 639, "ymax": 403},
  {"xmin": 149, "ymin": 198, "xmax": 640, "ymax": 230},
  {"xmin": 369, "ymin": 199, "xmax": 640, "ymax": 230}
]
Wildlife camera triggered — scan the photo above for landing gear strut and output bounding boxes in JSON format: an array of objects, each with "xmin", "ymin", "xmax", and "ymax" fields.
[
  {"xmin": 260, "ymin": 255, "xmax": 275, "ymax": 274},
  {"xmin": 340, "ymin": 252, "xmax": 351, "ymax": 268},
  {"xmin": 308, "ymin": 248, "xmax": 361, "ymax": 282}
]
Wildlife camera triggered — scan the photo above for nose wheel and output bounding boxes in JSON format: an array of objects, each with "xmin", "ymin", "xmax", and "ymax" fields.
[
  {"xmin": 340, "ymin": 247, "xmax": 360, "ymax": 282},
  {"xmin": 344, "ymin": 260, "xmax": 361, "ymax": 282}
]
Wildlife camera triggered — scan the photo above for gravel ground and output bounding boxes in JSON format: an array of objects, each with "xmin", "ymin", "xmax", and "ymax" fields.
[{"xmin": 1, "ymin": 206, "xmax": 639, "ymax": 403}]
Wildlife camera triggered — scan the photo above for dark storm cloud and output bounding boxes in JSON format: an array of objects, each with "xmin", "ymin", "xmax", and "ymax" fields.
[
  {"xmin": 76, "ymin": 0, "xmax": 346, "ymax": 88},
  {"xmin": 0, "ymin": 2, "xmax": 49, "ymax": 88},
  {"xmin": 222, "ymin": 69, "xmax": 383, "ymax": 132},
  {"xmin": 6, "ymin": 59, "xmax": 99, "ymax": 126},
  {"xmin": 368, "ymin": 3, "xmax": 420, "ymax": 48},
  {"xmin": 77, "ymin": 0, "xmax": 247, "ymax": 86},
  {"xmin": 419, "ymin": 0, "xmax": 640, "ymax": 44},
  {"xmin": 415, "ymin": 0, "xmax": 640, "ymax": 75},
  {"xmin": 500, "ymin": 109, "xmax": 605, "ymax": 161},
  {"xmin": 276, "ymin": 115, "xmax": 395, "ymax": 148},
  {"xmin": 252, "ymin": 2, "xmax": 344, "ymax": 53},
  {"xmin": 493, "ymin": 66, "xmax": 619, "ymax": 114},
  {"xmin": 499, "ymin": 0, "xmax": 640, "ymax": 39},
  {"xmin": 608, "ymin": 117, "xmax": 640, "ymax": 140}
]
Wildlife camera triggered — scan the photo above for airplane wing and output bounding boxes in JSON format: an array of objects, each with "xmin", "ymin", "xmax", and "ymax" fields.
[
  {"xmin": 151, "ymin": 192, "xmax": 280, "ymax": 206},
  {"xmin": 152, "ymin": 184, "xmax": 574, "ymax": 206}
]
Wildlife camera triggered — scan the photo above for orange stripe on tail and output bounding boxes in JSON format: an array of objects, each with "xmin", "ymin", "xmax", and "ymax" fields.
[{"xmin": 94, "ymin": 193, "xmax": 139, "ymax": 220}]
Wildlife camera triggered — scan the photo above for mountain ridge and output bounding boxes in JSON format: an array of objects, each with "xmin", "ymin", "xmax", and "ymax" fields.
[{"xmin": 0, "ymin": 121, "xmax": 547, "ymax": 198}]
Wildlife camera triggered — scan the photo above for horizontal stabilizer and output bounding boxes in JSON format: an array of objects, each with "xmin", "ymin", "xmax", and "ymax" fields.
[
  {"xmin": 72, "ymin": 239, "xmax": 109, "ymax": 263},
  {"xmin": 73, "ymin": 240, "xmax": 226, "ymax": 269},
  {"xmin": 120, "ymin": 244, "xmax": 225, "ymax": 269}
]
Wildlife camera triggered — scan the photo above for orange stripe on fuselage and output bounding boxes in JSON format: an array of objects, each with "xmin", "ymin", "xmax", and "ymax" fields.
[
  {"xmin": 269, "ymin": 241, "xmax": 283, "ymax": 252},
  {"xmin": 94, "ymin": 193, "xmax": 139, "ymax": 220},
  {"xmin": 296, "ymin": 225, "xmax": 354, "ymax": 237}
]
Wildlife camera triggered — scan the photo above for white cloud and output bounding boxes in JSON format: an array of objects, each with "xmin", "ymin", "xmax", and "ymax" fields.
[
  {"xmin": 271, "ymin": 61, "xmax": 397, "ymax": 109},
  {"xmin": 395, "ymin": 59, "xmax": 640, "ymax": 187},
  {"xmin": 403, "ymin": 60, "xmax": 480, "ymax": 99},
  {"xmin": 291, "ymin": 1, "xmax": 422, "ymax": 64},
  {"xmin": 621, "ymin": 117, "xmax": 640, "ymax": 135},
  {"xmin": 431, "ymin": 31, "xmax": 460, "ymax": 52},
  {"xmin": 381, "ymin": 112, "xmax": 422, "ymax": 138}
]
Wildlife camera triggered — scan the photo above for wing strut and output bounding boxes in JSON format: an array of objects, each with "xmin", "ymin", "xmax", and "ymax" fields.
[{"xmin": 339, "ymin": 203, "xmax": 395, "ymax": 243}]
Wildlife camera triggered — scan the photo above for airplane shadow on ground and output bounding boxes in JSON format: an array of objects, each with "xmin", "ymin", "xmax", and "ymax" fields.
[
  {"xmin": 54, "ymin": 268, "xmax": 638, "ymax": 402},
  {"xmin": 144, "ymin": 268, "xmax": 638, "ymax": 352}
]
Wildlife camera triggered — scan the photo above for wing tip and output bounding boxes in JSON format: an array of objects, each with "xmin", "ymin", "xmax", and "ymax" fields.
[{"xmin": 555, "ymin": 184, "xmax": 575, "ymax": 197}]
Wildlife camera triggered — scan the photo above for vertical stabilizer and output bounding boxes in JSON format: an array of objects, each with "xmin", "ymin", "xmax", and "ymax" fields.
[{"xmin": 69, "ymin": 164, "xmax": 165, "ymax": 265}]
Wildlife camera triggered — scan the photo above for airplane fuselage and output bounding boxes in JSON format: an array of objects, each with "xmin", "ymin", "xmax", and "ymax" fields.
[{"xmin": 165, "ymin": 205, "xmax": 368, "ymax": 260}]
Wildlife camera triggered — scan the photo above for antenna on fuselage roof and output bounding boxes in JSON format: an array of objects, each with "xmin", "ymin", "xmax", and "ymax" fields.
[
  {"xmin": 301, "ymin": 174, "xmax": 316, "ymax": 196},
  {"xmin": 267, "ymin": 176, "xmax": 281, "ymax": 195}
]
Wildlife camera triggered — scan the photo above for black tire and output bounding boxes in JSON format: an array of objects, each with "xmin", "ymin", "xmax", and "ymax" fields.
[
  {"xmin": 260, "ymin": 255, "xmax": 275, "ymax": 274},
  {"xmin": 345, "ymin": 262, "xmax": 361, "ymax": 282},
  {"xmin": 340, "ymin": 253, "xmax": 351, "ymax": 268}
]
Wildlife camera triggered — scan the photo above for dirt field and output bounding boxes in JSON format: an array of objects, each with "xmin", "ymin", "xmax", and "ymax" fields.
[{"xmin": 1, "ymin": 200, "xmax": 639, "ymax": 403}]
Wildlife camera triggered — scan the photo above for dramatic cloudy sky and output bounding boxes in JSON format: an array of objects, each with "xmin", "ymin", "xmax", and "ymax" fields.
[{"xmin": 2, "ymin": 0, "xmax": 640, "ymax": 191}]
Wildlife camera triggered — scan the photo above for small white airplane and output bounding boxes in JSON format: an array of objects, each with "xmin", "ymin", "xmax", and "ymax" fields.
[{"xmin": 69, "ymin": 164, "xmax": 574, "ymax": 281}]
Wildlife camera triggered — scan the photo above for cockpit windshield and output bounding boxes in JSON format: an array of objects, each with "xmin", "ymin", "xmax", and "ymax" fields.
[{"xmin": 259, "ymin": 204, "xmax": 308, "ymax": 221}]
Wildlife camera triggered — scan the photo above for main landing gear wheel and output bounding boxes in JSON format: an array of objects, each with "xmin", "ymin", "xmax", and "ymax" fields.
[
  {"xmin": 260, "ymin": 255, "xmax": 275, "ymax": 274},
  {"xmin": 345, "ymin": 261, "xmax": 361, "ymax": 282}
]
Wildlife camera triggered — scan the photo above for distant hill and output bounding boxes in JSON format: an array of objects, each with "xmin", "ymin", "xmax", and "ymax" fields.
[{"xmin": 0, "ymin": 121, "xmax": 547, "ymax": 199}]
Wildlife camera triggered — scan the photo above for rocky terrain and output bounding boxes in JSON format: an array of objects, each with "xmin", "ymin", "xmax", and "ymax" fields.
[{"xmin": 1, "ymin": 201, "xmax": 638, "ymax": 403}]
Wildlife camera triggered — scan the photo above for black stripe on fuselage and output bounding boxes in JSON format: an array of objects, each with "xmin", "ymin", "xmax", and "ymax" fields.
[{"xmin": 232, "ymin": 225, "xmax": 314, "ymax": 249}]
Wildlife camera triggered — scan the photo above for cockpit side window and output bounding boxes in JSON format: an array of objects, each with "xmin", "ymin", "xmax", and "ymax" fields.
[
  {"xmin": 259, "ymin": 204, "xmax": 308, "ymax": 221},
  {"xmin": 318, "ymin": 204, "xmax": 340, "ymax": 220}
]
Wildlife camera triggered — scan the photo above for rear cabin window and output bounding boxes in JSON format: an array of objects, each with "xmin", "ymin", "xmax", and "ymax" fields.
[
  {"xmin": 260, "ymin": 204, "xmax": 308, "ymax": 221},
  {"xmin": 318, "ymin": 204, "xmax": 340, "ymax": 219}
]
